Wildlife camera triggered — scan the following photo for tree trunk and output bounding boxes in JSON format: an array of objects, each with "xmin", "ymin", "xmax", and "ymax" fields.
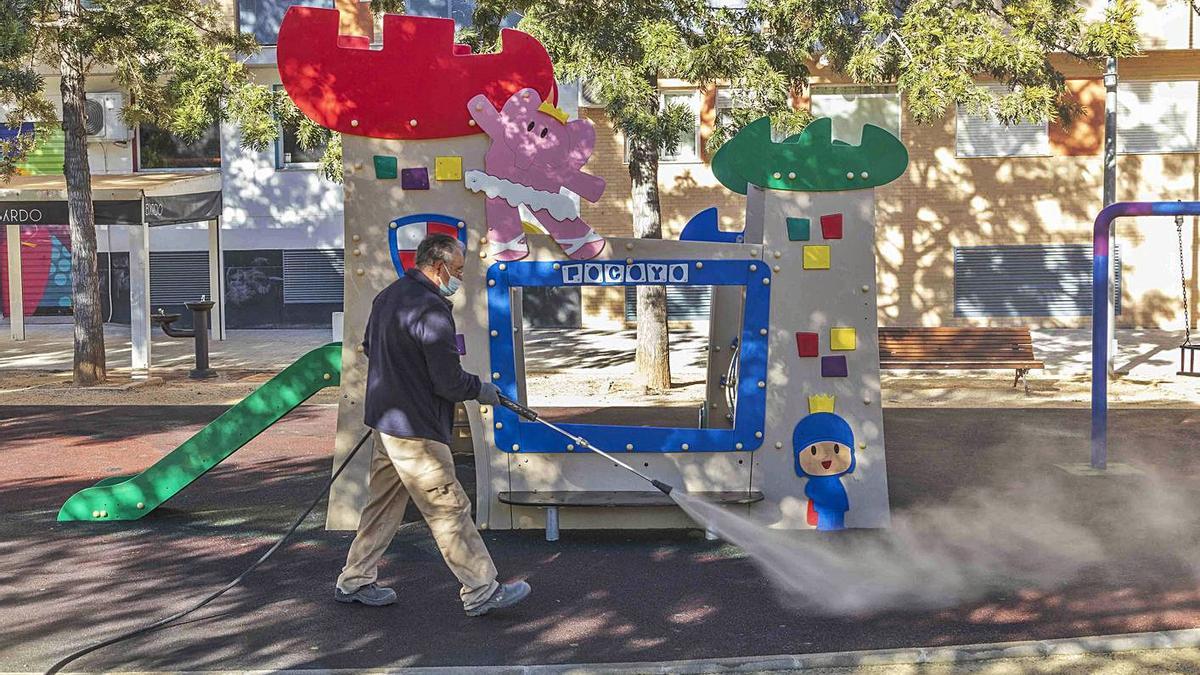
[
  {"xmin": 60, "ymin": 0, "xmax": 106, "ymax": 385},
  {"xmin": 628, "ymin": 106, "xmax": 671, "ymax": 392}
]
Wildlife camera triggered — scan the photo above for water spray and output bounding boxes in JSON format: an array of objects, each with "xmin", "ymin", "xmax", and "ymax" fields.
[{"xmin": 498, "ymin": 395, "xmax": 675, "ymax": 495}]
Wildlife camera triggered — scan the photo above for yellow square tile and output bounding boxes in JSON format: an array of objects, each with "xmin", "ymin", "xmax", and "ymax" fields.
[
  {"xmin": 803, "ymin": 245, "xmax": 830, "ymax": 270},
  {"xmin": 435, "ymin": 156, "xmax": 463, "ymax": 181},
  {"xmin": 830, "ymin": 327, "xmax": 857, "ymax": 351}
]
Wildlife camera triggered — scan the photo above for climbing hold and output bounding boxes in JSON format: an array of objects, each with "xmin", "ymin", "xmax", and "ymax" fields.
[
  {"xmin": 435, "ymin": 156, "xmax": 463, "ymax": 181},
  {"xmin": 830, "ymin": 327, "xmax": 857, "ymax": 351},
  {"xmin": 820, "ymin": 213, "xmax": 843, "ymax": 239},
  {"xmin": 400, "ymin": 167, "xmax": 430, "ymax": 190},
  {"xmin": 373, "ymin": 155, "xmax": 398, "ymax": 179},
  {"xmin": 803, "ymin": 245, "xmax": 831, "ymax": 270},
  {"xmin": 786, "ymin": 217, "xmax": 811, "ymax": 241},
  {"xmin": 796, "ymin": 332, "xmax": 819, "ymax": 357}
]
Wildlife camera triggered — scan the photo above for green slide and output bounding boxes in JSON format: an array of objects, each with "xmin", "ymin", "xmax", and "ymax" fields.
[{"xmin": 57, "ymin": 343, "xmax": 343, "ymax": 522}]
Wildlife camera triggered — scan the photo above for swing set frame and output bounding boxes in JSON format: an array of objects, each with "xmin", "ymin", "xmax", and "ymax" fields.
[{"xmin": 1092, "ymin": 201, "xmax": 1200, "ymax": 470}]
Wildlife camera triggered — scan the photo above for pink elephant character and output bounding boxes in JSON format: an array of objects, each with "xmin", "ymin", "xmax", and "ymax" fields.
[{"xmin": 466, "ymin": 88, "xmax": 607, "ymax": 261}]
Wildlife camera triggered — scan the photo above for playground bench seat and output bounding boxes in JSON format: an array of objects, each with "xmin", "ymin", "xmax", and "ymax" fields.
[
  {"xmin": 498, "ymin": 490, "xmax": 764, "ymax": 541},
  {"xmin": 878, "ymin": 326, "xmax": 1044, "ymax": 393}
]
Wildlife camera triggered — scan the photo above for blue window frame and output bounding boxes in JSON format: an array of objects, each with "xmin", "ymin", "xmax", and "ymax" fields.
[{"xmin": 487, "ymin": 258, "xmax": 772, "ymax": 453}]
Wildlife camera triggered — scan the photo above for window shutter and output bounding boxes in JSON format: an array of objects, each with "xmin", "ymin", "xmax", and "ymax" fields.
[
  {"xmin": 1117, "ymin": 81, "xmax": 1200, "ymax": 154},
  {"xmin": 283, "ymin": 249, "xmax": 344, "ymax": 304},
  {"xmin": 955, "ymin": 85, "xmax": 1049, "ymax": 158},
  {"xmin": 810, "ymin": 86, "xmax": 901, "ymax": 144},
  {"xmin": 149, "ymin": 251, "xmax": 210, "ymax": 305},
  {"xmin": 954, "ymin": 244, "xmax": 1122, "ymax": 317},
  {"xmin": 624, "ymin": 286, "xmax": 713, "ymax": 321}
]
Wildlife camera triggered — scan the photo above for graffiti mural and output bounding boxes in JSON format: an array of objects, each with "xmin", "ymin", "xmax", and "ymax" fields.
[{"xmin": 0, "ymin": 225, "xmax": 74, "ymax": 317}]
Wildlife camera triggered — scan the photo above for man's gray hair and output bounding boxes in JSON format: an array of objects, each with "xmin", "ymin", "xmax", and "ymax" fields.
[{"xmin": 415, "ymin": 234, "xmax": 463, "ymax": 268}]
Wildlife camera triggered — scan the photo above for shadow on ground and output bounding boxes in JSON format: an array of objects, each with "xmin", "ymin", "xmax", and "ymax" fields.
[{"xmin": 2, "ymin": 406, "xmax": 1200, "ymax": 671}]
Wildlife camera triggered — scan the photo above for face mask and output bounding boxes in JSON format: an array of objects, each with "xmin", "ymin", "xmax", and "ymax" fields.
[{"xmin": 438, "ymin": 267, "xmax": 462, "ymax": 297}]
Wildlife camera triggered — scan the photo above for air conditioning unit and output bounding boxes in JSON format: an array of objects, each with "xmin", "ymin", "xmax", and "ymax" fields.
[{"xmin": 83, "ymin": 92, "xmax": 129, "ymax": 142}]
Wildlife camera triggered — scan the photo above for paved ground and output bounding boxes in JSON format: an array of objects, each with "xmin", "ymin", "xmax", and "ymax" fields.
[
  {"xmin": 2, "ymin": 404, "xmax": 1200, "ymax": 672},
  {"xmin": 4, "ymin": 323, "xmax": 1199, "ymax": 409}
]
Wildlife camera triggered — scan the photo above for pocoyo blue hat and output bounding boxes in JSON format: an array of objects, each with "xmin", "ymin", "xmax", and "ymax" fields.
[{"xmin": 792, "ymin": 412, "xmax": 856, "ymax": 476}]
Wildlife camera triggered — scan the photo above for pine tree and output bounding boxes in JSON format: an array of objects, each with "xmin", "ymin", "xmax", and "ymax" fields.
[{"xmin": 469, "ymin": 0, "xmax": 1139, "ymax": 392}]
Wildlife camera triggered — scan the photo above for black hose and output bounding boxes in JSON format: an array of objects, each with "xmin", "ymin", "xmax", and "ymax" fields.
[{"xmin": 44, "ymin": 430, "xmax": 374, "ymax": 675}]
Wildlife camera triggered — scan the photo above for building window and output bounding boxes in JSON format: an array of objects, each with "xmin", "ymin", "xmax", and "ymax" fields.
[
  {"xmin": 955, "ymin": 85, "xmax": 1049, "ymax": 158},
  {"xmin": 1117, "ymin": 80, "xmax": 1200, "ymax": 155},
  {"xmin": 810, "ymin": 85, "xmax": 901, "ymax": 144},
  {"xmin": 138, "ymin": 122, "xmax": 221, "ymax": 170},
  {"xmin": 239, "ymin": 0, "xmax": 333, "ymax": 46},
  {"xmin": 624, "ymin": 90, "xmax": 701, "ymax": 163},
  {"xmin": 274, "ymin": 86, "xmax": 326, "ymax": 169}
]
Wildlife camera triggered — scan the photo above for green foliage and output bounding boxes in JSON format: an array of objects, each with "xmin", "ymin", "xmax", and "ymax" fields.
[
  {"xmin": 0, "ymin": 0, "xmax": 338, "ymax": 181},
  {"xmin": 474, "ymin": 0, "xmax": 1140, "ymax": 160}
]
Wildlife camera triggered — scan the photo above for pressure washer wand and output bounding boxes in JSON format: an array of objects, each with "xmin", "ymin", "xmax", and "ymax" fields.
[{"xmin": 498, "ymin": 395, "xmax": 673, "ymax": 495}]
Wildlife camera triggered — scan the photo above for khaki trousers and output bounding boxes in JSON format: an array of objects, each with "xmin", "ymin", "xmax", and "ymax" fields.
[{"xmin": 336, "ymin": 432, "xmax": 499, "ymax": 609}]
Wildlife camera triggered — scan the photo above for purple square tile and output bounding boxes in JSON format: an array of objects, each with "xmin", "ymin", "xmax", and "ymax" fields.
[
  {"xmin": 401, "ymin": 167, "xmax": 430, "ymax": 190},
  {"xmin": 821, "ymin": 355, "xmax": 848, "ymax": 377},
  {"xmin": 454, "ymin": 333, "xmax": 466, "ymax": 355}
]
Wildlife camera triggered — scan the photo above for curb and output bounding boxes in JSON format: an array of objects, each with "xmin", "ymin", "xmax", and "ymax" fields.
[{"xmin": 21, "ymin": 626, "xmax": 1200, "ymax": 674}]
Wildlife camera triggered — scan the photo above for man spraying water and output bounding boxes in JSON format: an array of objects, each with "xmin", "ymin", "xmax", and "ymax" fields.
[{"xmin": 335, "ymin": 234, "xmax": 531, "ymax": 616}]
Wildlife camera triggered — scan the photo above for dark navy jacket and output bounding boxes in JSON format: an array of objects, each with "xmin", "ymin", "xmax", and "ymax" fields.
[{"xmin": 362, "ymin": 268, "xmax": 481, "ymax": 444}]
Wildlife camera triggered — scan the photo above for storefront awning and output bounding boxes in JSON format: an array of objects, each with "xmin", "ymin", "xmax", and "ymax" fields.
[{"xmin": 0, "ymin": 171, "xmax": 222, "ymax": 227}]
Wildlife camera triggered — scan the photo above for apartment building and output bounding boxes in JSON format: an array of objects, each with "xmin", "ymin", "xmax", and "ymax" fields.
[
  {"xmin": 2, "ymin": 0, "xmax": 1196, "ymax": 333},
  {"xmin": 580, "ymin": 0, "xmax": 1200, "ymax": 331}
]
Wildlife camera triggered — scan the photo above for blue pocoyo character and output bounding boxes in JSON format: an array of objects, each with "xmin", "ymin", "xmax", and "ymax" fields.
[{"xmin": 792, "ymin": 412, "xmax": 856, "ymax": 531}]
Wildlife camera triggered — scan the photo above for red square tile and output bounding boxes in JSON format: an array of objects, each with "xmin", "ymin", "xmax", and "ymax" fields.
[
  {"xmin": 820, "ymin": 213, "xmax": 843, "ymax": 239},
  {"xmin": 795, "ymin": 332, "xmax": 819, "ymax": 357}
]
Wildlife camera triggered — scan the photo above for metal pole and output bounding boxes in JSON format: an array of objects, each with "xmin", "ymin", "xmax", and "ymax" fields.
[
  {"xmin": 6, "ymin": 224, "xmax": 25, "ymax": 341},
  {"xmin": 1102, "ymin": 41, "xmax": 1119, "ymax": 376}
]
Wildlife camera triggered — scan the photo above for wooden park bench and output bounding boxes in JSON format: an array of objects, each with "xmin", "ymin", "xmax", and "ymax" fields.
[
  {"xmin": 499, "ymin": 490, "xmax": 764, "ymax": 541},
  {"xmin": 878, "ymin": 326, "xmax": 1044, "ymax": 393}
]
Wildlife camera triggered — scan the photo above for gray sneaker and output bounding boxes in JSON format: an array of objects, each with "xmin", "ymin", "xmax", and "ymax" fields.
[
  {"xmin": 465, "ymin": 580, "xmax": 531, "ymax": 617},
  {"xmin": 334, "ymin": 583, "xmax": 397, "ymax": 607}
]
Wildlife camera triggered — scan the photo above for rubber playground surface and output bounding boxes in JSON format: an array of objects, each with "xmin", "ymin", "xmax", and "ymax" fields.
[{"xmin": 3, "ymin": 403, "xmax": 1200, "ymax": 672}]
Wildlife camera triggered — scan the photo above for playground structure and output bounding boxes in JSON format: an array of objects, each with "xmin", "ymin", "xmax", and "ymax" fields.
[
  {"xmin": 276, "ymin": 8, "xmax": 902, "ymax": 533},
  {"xmin": 51, "ymin": 7, "xmax": 1199, "ymax": 532}
]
